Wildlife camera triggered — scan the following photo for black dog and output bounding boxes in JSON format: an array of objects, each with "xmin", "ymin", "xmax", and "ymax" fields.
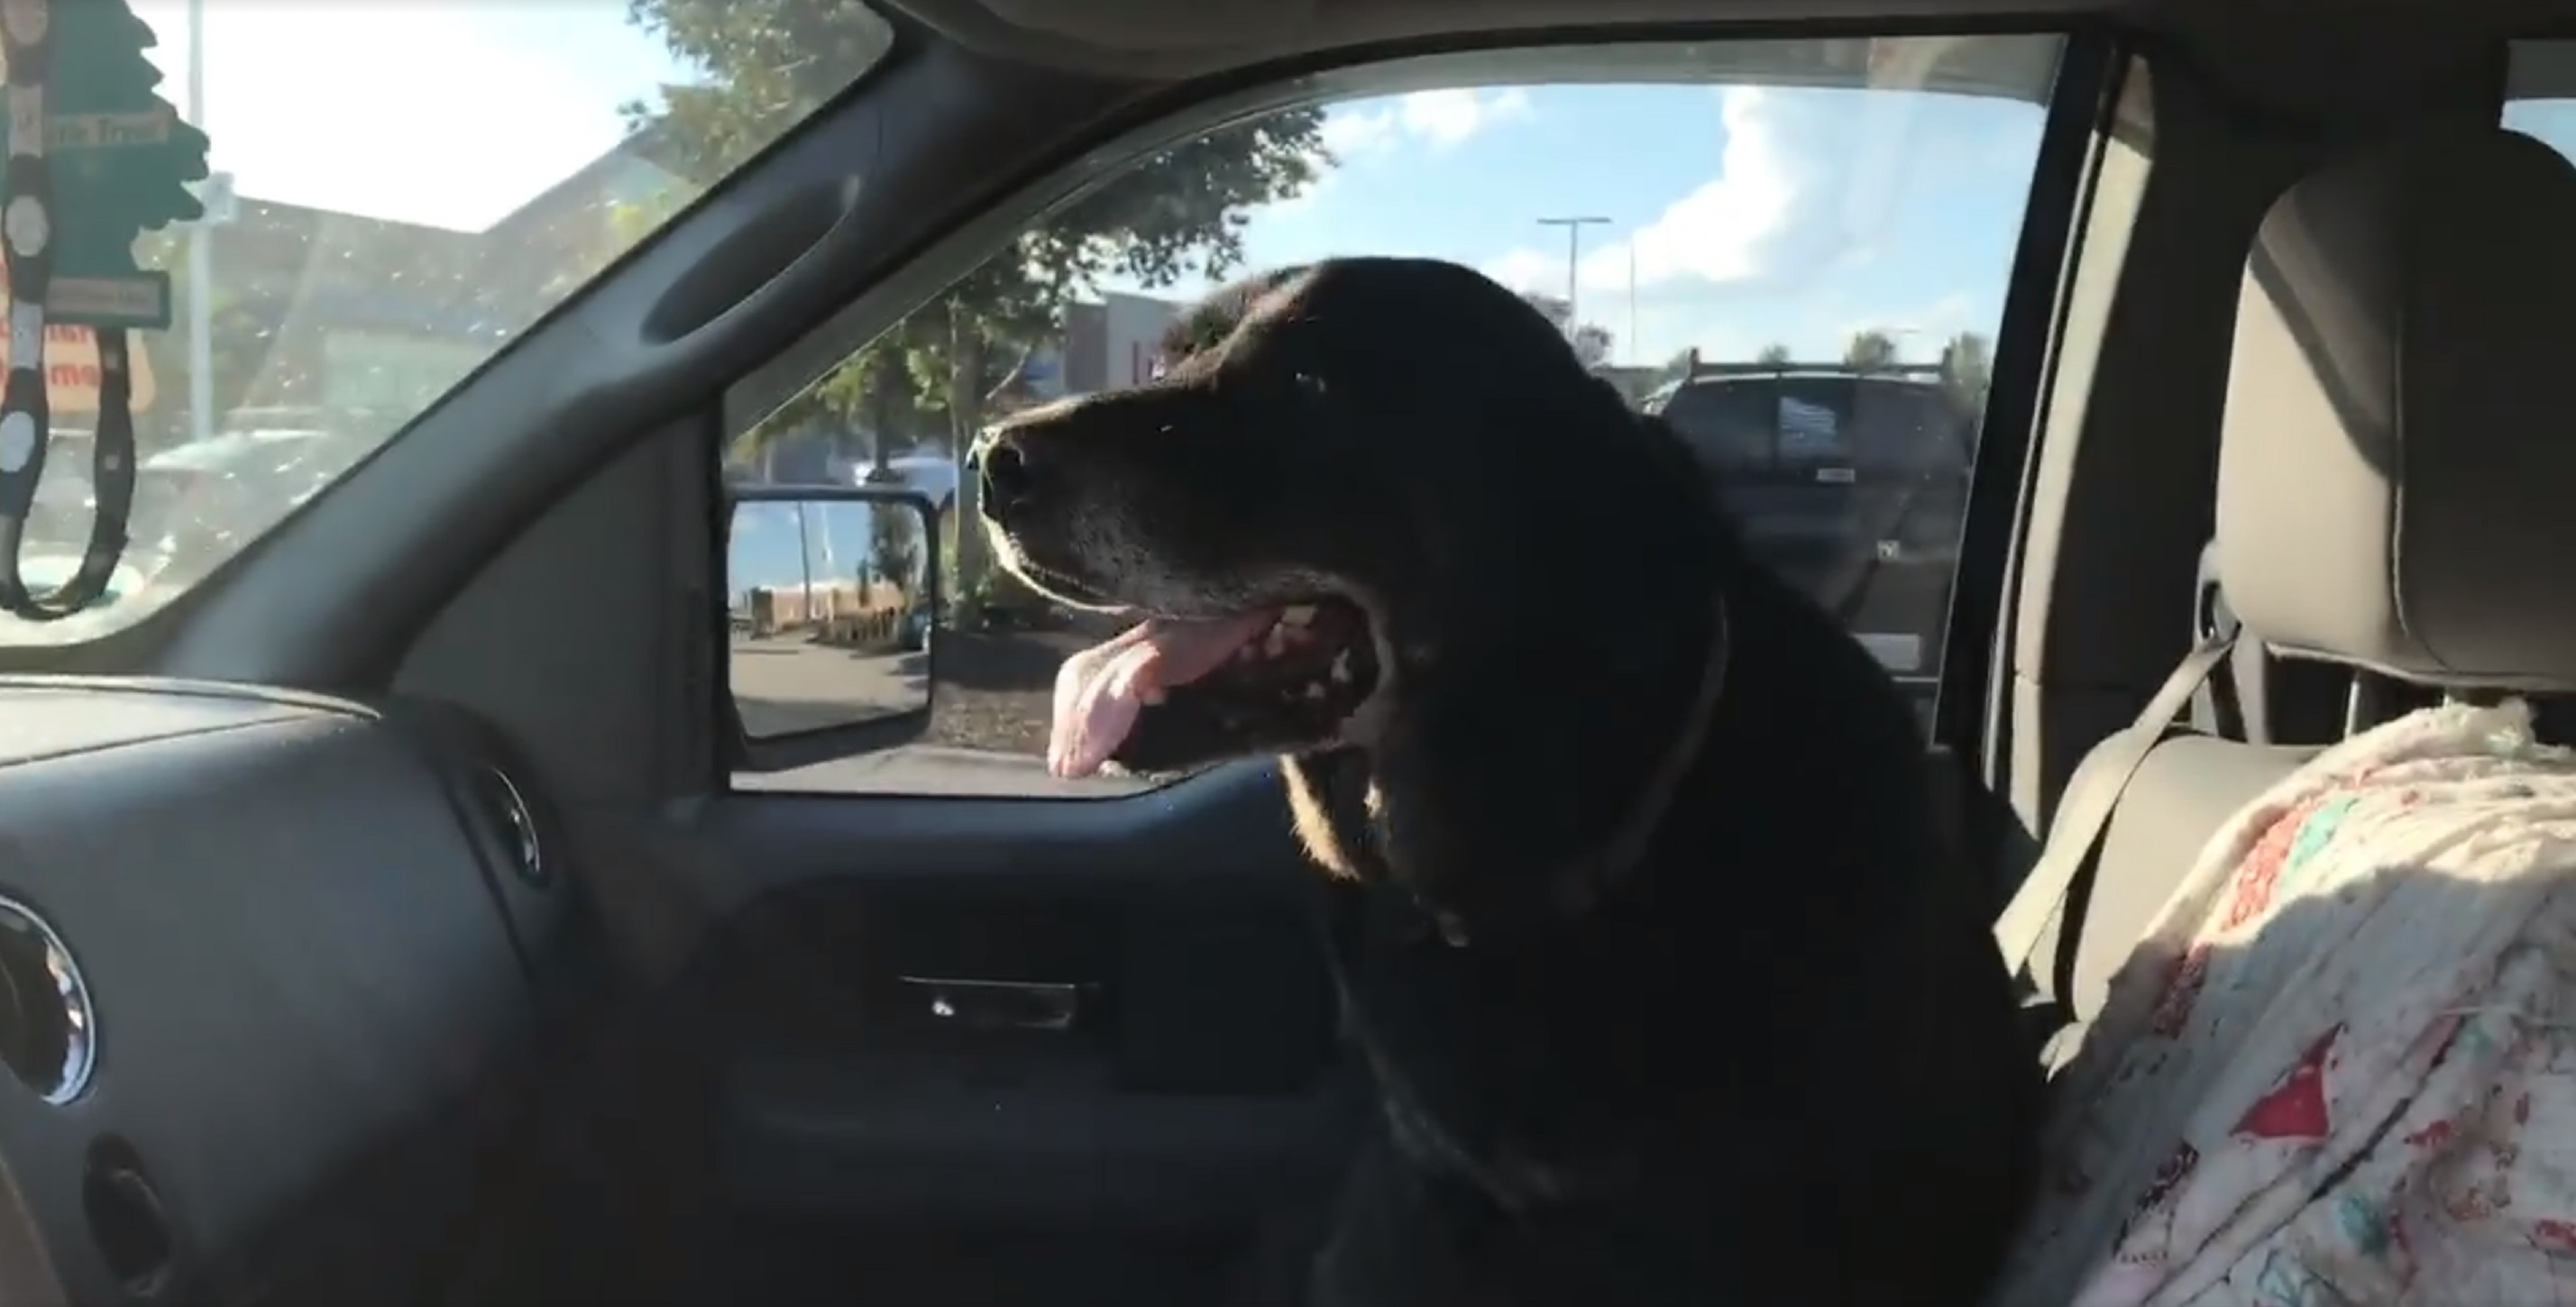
[{"xmin": 974, "ymin": 258, "xmax": 2040, "ymax": 1305}]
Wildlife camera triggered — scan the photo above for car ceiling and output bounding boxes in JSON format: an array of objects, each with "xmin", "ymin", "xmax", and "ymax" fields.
[
  {"xmin": 877, "ymin": 0, "xmax": 2576, "ymax": 121},
  {"xmin": 881, "ymin": 0, "xmax": 2090, "ymax": 76}
]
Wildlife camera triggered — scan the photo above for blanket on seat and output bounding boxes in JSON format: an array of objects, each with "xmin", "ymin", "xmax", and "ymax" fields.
[{"xmin": 1990, "ymin": 701, "xmax": 2576, "ymax": 1307}]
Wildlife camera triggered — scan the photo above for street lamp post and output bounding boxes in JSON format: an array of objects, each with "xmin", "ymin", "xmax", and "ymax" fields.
[{"xmin": 1536, "ymin": 215, "xmax": 1610, "ymax": 346}]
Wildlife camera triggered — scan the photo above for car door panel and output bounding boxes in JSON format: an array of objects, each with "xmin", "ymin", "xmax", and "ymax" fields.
[{"xmin": 674, "ymin": 760, "xmax": 1361, "ymax": 1243}]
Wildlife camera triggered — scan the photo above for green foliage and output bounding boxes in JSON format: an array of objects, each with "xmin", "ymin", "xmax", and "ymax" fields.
[
  {"xmin": 1938, "ymin": 330, "xmax": 1993, "ymax": 409},
  {"xmin": 1516, "ymin": 291, "xmax": 1614, "ymax": 367},
  {"xmin": 625, "ymin": 0, "xmax": 1329, "ymax": 587},
  {"xmin": 1843, "ymin": 330, "xmax": 1899, "ymax": 372},
  {"xmin": 868, "ymin": 503, "xmax": 923, "ymax": 599}
]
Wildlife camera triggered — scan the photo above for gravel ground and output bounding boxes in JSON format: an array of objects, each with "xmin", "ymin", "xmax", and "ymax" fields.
[{"xmin": 920, "ymin": 626, "xmax": 1105, "ymax": 757}]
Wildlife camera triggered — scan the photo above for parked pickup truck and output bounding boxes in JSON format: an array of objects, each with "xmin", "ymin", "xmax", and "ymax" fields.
[{"xmin": 1641, "ymin": 359, "xmax": 1978, "ymax": 708}]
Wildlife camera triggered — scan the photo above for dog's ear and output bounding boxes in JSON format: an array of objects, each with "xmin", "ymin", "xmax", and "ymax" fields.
[{"xmin": 1158, "ymin": 265, "xmax": 1311, "ymax": 370}]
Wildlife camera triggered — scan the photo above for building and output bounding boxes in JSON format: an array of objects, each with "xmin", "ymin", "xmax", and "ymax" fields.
[
  {"xmin": 129, "ymin": 125, "xmax": 692, "ymax": 445},
  {"xmin": 1058, "ymin": 290, "xmax": 1183, "ymax": 395}
]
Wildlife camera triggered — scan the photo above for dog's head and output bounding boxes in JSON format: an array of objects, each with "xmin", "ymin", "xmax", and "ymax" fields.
[{"xmin": 977, "ymin": 257, "xmax": 1726, "ymax": 938}]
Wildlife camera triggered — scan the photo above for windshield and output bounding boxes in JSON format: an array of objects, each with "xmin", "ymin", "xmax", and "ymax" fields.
[
  {"xmin": 1657, "ymin": 377, "xmax": 1975, "ymax": 476},
  {"xmin": 3, "ymin": 0, "xmax": 894, "ymax": 645}
]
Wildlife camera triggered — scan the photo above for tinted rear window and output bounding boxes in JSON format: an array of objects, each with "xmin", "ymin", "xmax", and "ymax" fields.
[{"xmin": 1657, "ymin": 378, "xmax": 1971, "ymax": 474}]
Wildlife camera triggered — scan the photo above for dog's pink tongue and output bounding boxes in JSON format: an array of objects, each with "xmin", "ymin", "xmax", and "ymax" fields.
[{"xmin": 1050, "ymin": 611, "xmax": 1277, "ymax": 778}]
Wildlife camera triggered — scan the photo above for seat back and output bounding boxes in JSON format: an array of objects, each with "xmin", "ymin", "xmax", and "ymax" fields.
[{"xmin": 2021, "ymin": 124, "xmax": 2576, "ymax": 1057}]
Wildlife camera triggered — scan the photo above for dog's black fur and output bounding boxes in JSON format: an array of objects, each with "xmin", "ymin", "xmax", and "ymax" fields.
[{"xmin": 977, "ymin": 258, "xmax": 2040, "ymax": 1305}]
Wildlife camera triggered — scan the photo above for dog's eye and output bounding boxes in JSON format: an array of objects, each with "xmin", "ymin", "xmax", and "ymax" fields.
[{"xmin": 1293, "ymin": 372, "xmax": 1328, "ymax": 400}]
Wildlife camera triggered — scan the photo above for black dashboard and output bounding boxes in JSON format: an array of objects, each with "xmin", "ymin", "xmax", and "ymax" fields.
[{"xmin": 0, "ymin": 678, "xmax": 570, "ymax": 1307}]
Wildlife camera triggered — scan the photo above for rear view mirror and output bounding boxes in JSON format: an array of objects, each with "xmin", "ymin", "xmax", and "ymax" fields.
[{"xmin": 726, "ymin": 486, "xmax": 940, "ymax": 770}]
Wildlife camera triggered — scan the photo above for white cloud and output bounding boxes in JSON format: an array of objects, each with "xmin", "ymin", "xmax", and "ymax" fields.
[
  {"xmin": 1482, "ymin": 86, "xmax": 1943, "ymax": 299},
  {"xmin": 1600, "ymin": 88, "xmax": 1798, "ymax": 288},
  {"xmin": 1398, "ymin": 87, "xmax": 1534, "ymax": 147},
  {"xmin": 1318, "ymin": 109, "xmax": 1399, "ymax": 159},
  {"xmin": 1286, "ymin": 87, "xmax": 1535, "ymax": 224},
  {"xmin": 1320, "ymin": 87, "xmax": 1535, "ymax": 160}
]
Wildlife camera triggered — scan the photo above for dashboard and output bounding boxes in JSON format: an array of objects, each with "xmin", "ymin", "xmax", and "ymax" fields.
[{"xmin": 0, "ymin": 678, "xmax": 568, "ymax": 1307}]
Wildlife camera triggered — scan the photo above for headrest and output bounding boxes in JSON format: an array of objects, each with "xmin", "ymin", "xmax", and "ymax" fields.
[{"xmin": 2217, "ymin": 126, "xmax": 2576, "ymax": 690}]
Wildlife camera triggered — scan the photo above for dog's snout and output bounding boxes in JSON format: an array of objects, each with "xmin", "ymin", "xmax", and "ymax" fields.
[{"xmin": 978, "ymin": 433, "xmax": 1045, "ymax": 525}]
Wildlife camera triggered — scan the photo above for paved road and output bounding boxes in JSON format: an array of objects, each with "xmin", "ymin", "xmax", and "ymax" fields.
[{"xmin": 729, "ymin": 632, "xmax": 927, "ymax": 737}]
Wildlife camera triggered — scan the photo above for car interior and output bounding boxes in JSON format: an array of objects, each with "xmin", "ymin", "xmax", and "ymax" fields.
[{"xmin": 7, "ymin": 0, "xmax": 2576, "ymax": 1304}]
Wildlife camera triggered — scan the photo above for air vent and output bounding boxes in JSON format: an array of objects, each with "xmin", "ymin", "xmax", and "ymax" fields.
[
  {"xmin": 478, "ymin": 766, "xmax": 546, "ymax": 889},
  {"xmin": 0, "ymin": 895, "xmax": 94, "ymax": 1104}
]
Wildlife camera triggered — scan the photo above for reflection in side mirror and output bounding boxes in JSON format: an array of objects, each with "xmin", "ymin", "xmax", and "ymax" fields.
[{"xmin": 726, "ymin": 487, "xmax": 939, "ymax": 764}]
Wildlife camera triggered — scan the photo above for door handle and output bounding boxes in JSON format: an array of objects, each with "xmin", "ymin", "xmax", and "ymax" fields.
[{"xmin": 895, "ymin": 975, "xmax": 1089, "ymax": 1033}]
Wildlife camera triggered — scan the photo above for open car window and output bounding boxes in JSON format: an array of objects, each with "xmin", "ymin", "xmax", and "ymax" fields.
[
  {"xmin": 0, "ymin": 0, "xmax": 894, "ymax": 645},
  {"xmin": 726, "ymin": 34, "xmax": 2061, "ymax": 794}
]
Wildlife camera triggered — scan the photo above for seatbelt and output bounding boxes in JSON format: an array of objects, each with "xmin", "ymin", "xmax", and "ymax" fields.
[{"xmin": 1992, "ymin": 632, "xmax": 2238, "ymax": 1056}]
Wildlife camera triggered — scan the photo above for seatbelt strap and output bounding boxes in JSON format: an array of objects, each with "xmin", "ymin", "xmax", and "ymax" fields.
[{"xmin": 1992, "ymin": 633, "xmax": 2240, "ymax": 1001}]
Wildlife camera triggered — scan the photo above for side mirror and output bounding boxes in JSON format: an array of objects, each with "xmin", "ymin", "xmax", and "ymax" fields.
[{"xmin": 725, "ymin": 485, "xmax": 940, "ymax": 772}]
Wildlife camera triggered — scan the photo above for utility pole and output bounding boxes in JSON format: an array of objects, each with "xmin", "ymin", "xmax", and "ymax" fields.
[
  {"xmin": 795, "ymin": 501, "xmax": 816, "ymax": 624},
  {"xmin": 1627, "ymin": 242, "xmax": 1639, "ymax": 367},
  {"xmin": 1535, "ymin": 215, "xmax": 1609, "ymax": 347},
  {"xmin": 186, "ymin": 0, "xmax": 212, "ymax": 445}
]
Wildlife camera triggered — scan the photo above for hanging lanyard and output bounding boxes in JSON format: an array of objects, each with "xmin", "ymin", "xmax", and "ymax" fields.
[{"xmin": 0, "ymin": 0, "xmax": 140, "ymax": 621}]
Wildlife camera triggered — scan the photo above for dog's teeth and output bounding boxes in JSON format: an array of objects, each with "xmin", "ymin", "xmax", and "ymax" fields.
[
  {"xmin": 1279, "ymin": 605, "xmax": 1316, "ymax": 627},
  {"xmin": 1302, "ymin": 681, "xmax": 1327, "ymax": 701},
  {"xmin": 1263, "ymin": 626, "xmax": 1290, "ymax": 657},
  {"xmin": 1330, "ymin": 651, "xmax": 1353, "ymax": 683}
]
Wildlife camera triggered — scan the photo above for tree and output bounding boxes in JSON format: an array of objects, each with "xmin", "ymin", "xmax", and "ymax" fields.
[
  {"xmin": 627, "ymin": 0, "xmax": 1330, "ymax": 592},
  {"xmin": 869, "ymin": 501, "xmax": 924, "ymax": 601},
  {"xmin": 1843, "ymin": 330, "xmax": 1900, "ymax": 372},
  {"xmin": 1755, "ymin": 343, "xmax": 1793, "ymax": 365},
  {"xmin": 1517, "ymin": 291, "xmax": 1614, "ymax": 367},
  {"xmin": 1938, "ymin": 330, "xmax": 1993, "ymax": 410}
]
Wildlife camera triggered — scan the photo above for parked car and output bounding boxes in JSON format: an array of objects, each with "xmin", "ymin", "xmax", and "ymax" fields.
[
  {"xmin": 1643, "ymin": 359, "xmax": 1977, "ymax": 693},
  {"xmin": 135, "ymin": 427, "xmax": 362, "ymax": 568}
]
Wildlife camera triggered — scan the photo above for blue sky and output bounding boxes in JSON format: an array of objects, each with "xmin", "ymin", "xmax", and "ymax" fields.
[
  {"xmin": 114, "ymin": 5, "xmax": 2576, "ymax": 373},
  {"xmin": 1130, "ymin": 81, "xmax": 2055, "ymax": 366}
]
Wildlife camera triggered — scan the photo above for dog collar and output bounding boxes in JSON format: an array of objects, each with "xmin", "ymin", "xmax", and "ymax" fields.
[{"xmin": 1431, "ymin": 592, "xmax": 1732, "ymax": 947}]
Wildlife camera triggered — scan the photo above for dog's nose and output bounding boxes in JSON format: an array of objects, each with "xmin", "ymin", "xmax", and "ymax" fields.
[{"xmin": 978, "ymin": 433, "xmax": 1044, "ymax": 525}]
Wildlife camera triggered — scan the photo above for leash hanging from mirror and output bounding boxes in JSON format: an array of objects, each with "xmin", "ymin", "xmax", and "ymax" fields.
[{"xmin": 0, "ymin": 0, "xmax": 206, "ymax": 620}]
